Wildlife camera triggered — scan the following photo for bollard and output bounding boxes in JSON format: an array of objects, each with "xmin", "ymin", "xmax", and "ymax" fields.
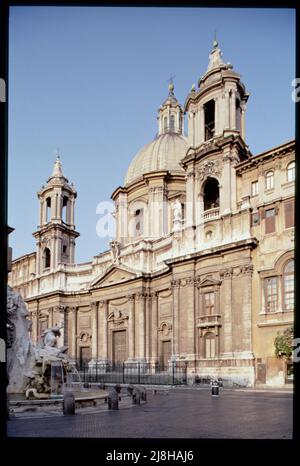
[
  {"xmin": 108, "ymin": 389, "xmax": 119, "ymax": 410},
  {"xmin": 140, "ymin": 386, "xmax": 147, "ymax": 402},
  {"xmin": 63, "ymin": 392, "xmax": 75, "ymax": 415},
  {"xmin": 211, "ymin": 382, "xmax": 219, "ymax": 397},
  {"xmin": 127, "ymin": 384, "xmax": 134, "ymax": 396},
  {"xmin": 132, "ymin": 388, "xmax": 141, "ymax": 405},
  {"xmin": 114, "ymin": 384, "xmax": 121, "ymax": 394}
]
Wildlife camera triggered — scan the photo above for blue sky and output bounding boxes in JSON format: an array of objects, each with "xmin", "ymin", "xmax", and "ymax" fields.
[{"xmin": 8, "ymin": 7, "xmax": 295, "ymax": 263}]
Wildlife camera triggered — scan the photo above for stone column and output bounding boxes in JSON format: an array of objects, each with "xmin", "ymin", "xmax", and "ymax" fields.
[
  {"xmin": 39, "ymin": 200, "xmax": 44, "ymax": 226},
  {"xmin": 241, "ymin": 101, "xmax": 246, "ymax": 140},
  {"xmin": 31, "ymin": 310, "xmax": 38, "ymax": 344},
  {"xmin": 199, "ymin": 106, "xmax": 204, "ymax": 144},
  {"xmin": 128, "ymin": 294, "xmax": 135, "ymax": 360},
  {"xmin": 186, "ymin": 168, "xmax": 195, "ymax": 230},
  {"xmin": 225, "ymin": 91, "xmax": 230, "ymax": 129},
  {"xmin": 48, "ymin": 306, "xmax": 54, "ymax": 327},
  {"xmin": 101, "ymin": 300, "xmax": 109, "ymax": 360},
  {"xmin": 151, "ymin": 292, "xmax": 158, "ymax": 361},
  {"xmin": 145, "ymin": 293, "xmax": 151, "ymax": 361},
  {"xmin": 136, "ymin": 292, "xmax": 146, "ymax": 360},
  {"xmin": 68, "ymin": 306, "xmax": 77, "ymax": 360},
  {"xmin": 214, "ymin": 97, "xmax": 219, "ymax": 136},
  {"xmin": 171, "ymin": 279, "xmax": 180, "ymax": 357},
  {"xmin": 118, "ymin": 193, "xmax": 128, "ymax": 243},
  {"xmin": 230, "ymin": 89, "xmax": 236, "ymax": 130},
  {"xmin": 91, "ymin": 301, "xmax": 98, "ymax": 360},
  {"xmin": 36, "ymin": 241, "xmax": 41, "ymax": 276},
  {"xmin": 241, "ymin": 265, "xmax": 254, "ymax": 356},
  {"xmin": 221, "ymin": 150, "xmax": 232, "ymax": 216},
  {"xmin": 220, "ymin": 268, "xmax": 233, "ymax": 357}
]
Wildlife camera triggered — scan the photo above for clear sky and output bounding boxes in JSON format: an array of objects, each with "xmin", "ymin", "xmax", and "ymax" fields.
[{"xmin": 8, "ymin": 6, "xmax": 295, "ymax": 263}]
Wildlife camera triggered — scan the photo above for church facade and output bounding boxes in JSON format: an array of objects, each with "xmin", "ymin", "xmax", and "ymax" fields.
[{"xmin": 9, "ymin": 41, "xmax": 295, "ymax": 387}]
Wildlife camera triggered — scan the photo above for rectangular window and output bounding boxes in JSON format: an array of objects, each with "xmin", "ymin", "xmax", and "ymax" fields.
[
  {"xmin": 205, "ymin": 336, "xmax": 216, "ymax": 358},
  {"xmin": 251, "ymin": 181, "xmax": 258, "ymax": 196},
  {"xmin": 251, "ymin": 212, "xmax": 260, "ymax": 227},
  {"xmin": 203, "ymin": 292, "xmax": 215, "ymax": 315},
  {"xmin": 264, "ymin": 277, "xmax": 277, "ymax": 313},
  {"xmin": 265, "ymin": 208, "xmax": 275, "ymax": 234},
  {"xmin": 284, "ymin": 274, "xmax": 294, "ymax": 310},
  {"xmin": 265, "ymin": 172, "xmax": 274, "ymax": 190},
  {"xmin": 284, "ymin": 200, "xmax": 294, "ymax": 229}
]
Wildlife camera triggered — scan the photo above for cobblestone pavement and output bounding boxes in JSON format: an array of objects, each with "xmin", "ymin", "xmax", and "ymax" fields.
[{"xmin": 7, "ymin": 388, "xmax": 293, "ymax": 439}]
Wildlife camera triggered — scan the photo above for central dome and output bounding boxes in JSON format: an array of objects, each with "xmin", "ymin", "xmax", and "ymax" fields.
[{"xmin": 125, "ymin": 132, "xmax": 188, "ymax": 185}]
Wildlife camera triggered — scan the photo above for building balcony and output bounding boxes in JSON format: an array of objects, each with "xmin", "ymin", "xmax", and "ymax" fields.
[
  {"xmin": 201, "ymin": 207, "xmax": 220, "ymax": 222},
  {"xmin": 197, "ymin": 314, "xmax": 221, "ymax": 328}
]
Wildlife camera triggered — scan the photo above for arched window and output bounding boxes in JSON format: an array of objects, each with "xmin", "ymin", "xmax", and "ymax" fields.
[
  {"xmin": 62, "ymin": 196, "xmax": 68, "ymax": 223},
  {"xmin": 44, "ymin": 248, "xmax": 51, "ymax": 269},
  {"xmin": 46, "ymin": 197, "xmax": 51, "ymax": 222},
  {"xmin": 204, "ymin": 332, "xmax": 216, "ymax": 358},
  {"xmin": 164, "ymin": 117, "xmax": 168, "ymax": 131},
  {"xmin": 265, "ymin": 171, "xmax": 274, "ymax": 190},
  {"xmin": 170, "ymin": 115, "xmax": 175, "ymax": 132},
  {"xmin": 204, "ymin": 99, "xmax": 215, "ymax": 141},
  {"xmin": 287, "ymin": 161, "xmax": 295, "ymax": 182},
  {"xmin": 134, "ymin": 208, "xmax": 144, "ymax": 236},
  {"xmin": 283, "ymin": 260, "xmax": 294, "ymax": 310},
  {"xmin": 203, "ymin": 178, "xmax": 219, "ymax": 211}
]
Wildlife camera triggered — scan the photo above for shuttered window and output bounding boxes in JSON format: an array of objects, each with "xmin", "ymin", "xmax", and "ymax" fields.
[
  {"xmin": 265, "ymin": 208, "xmax": 275, "ymax": 233},
  {"xmin": 264, "ymin": 277, "xmax": 277, "ymax": 313},
  {"xmin": 203, "ymin": 292, "xmax": 215, "ymax": 315},
  {"xmin": 284, "ymin": 200, "xmax": 294, "ymax": 228},
  {"xmin": 283, "ymin": 260, "xmax": 294, "ymax": 310}
]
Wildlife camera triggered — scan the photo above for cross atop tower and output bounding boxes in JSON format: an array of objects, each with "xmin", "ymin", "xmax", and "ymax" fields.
[
  {"xmin": 213, "ymin": 30, "xmax": 218, "ymax": 48},
  {"xmin": 167, "ymin": 74, "xmax": 176, "ymax": 95}
]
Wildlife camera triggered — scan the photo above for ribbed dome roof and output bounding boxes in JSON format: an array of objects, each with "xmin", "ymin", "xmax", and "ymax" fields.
[{"xmin": 125, "ymin": 132, "xmax": 188, "ymax": 185}]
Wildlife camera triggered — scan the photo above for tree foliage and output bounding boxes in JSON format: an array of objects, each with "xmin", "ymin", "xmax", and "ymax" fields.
[{"xmin": 274, "ymin": 326, "xmax": 293, "ymax": 358}]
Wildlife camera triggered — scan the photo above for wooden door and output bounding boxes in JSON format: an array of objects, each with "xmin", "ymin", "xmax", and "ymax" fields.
[
  {"xmin": 80, "ymin": 346, "xmax": 91, "ymax": 369},
  {"xmin": 161, "ymin": 340, "xmax": 171, "ymax": 370},
  {"xmin": 113, "ymin": 330, "xmax": 127, "ymax": 366}
]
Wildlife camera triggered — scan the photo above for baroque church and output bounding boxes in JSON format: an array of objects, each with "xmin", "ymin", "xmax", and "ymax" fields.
[{"xmin": 8, "ymin": 40, "xmax": 295, "ymax": 387}]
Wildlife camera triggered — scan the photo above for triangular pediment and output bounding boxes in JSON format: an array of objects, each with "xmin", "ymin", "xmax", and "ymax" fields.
[
  {"xmin": 90, "ymin": 264, "xmax": 138, "ymax": 288},
  {"xmin": 198, "ymin": 276, "xmax": 221, "ymax": 287}
]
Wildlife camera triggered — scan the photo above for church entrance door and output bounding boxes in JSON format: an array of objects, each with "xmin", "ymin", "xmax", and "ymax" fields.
[
  {"xmin": 80, "ymin": 346, "xmax": 91, "ymax": 370},
  {"xmin": 161, "ymin": 340, "xmax": 171, "ymax": 370},
  {"xmin": 112, "ymin": 330, "xmax": 127, "ymax": 369}
]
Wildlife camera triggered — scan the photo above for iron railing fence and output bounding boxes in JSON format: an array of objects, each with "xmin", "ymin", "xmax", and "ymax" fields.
[{"xmin": 75, "ymin": 360, "xmax": 188, "ymax": 386}]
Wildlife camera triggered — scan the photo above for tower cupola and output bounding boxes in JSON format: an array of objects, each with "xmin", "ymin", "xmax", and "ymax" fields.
[{"xmin": 157, "ymin": 82, "xmax": 185, "ymax": 136}]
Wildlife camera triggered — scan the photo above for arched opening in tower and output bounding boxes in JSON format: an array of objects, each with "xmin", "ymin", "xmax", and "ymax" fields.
[
  {"xmin": 203, "ymin": 178, "xmax": 219, "ymax": 211},
  {"xmin": 62, "ymin": 195, "xmax": 68, "ymax": 223},
  {"xmin": 204, "ymin": 99, "xmax": 215, "ymax": 141},
  {"xmin": 44, "ymin": 247, "xmax": 51, "ymax": 269},
  {"xmin": 46, "ymin": 197, "xmax": 51, "ymax": 223}
]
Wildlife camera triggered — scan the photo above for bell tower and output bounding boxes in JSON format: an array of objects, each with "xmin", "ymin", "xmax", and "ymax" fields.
[
  {"xmin": 185, "ymin": 38, "xmax": 249, "ymax": 148},
  {"xmin": 33, "ymin": 155, "xmax": 79, "ymax": 275}
]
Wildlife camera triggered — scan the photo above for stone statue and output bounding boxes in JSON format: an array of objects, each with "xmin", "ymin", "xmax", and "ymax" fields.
[
  {"xmin": 172, "ymin": 199, "xmax": 183, "ymax": 232},
  {"xmin": 110, "ymin": 240, "xmax": 120, "ymax": 263},
  {"xmin": 7, "ymin": 285, "xmax": 36, "ymax": 393},
  {"xmin": 41, "ymin": 324, "xmax": 63, "ymax": 348},
  {"xmin": 7, "ymin": 285, "xmax": 70, "ymax": 397},
  {"xmin": 172, "ymin": 199, "xmax": 182, "ymax": 222}
]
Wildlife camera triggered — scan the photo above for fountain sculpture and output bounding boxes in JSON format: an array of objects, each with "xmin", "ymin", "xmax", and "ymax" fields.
[{"xmin": 7, "ymin": 285, "xmax": 70, "ymax": 399}]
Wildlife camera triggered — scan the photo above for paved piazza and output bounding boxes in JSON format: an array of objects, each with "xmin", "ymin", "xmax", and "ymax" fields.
[{"xmin": 7, "ymin": 388, "xmax": 293, "ymax": 439}]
